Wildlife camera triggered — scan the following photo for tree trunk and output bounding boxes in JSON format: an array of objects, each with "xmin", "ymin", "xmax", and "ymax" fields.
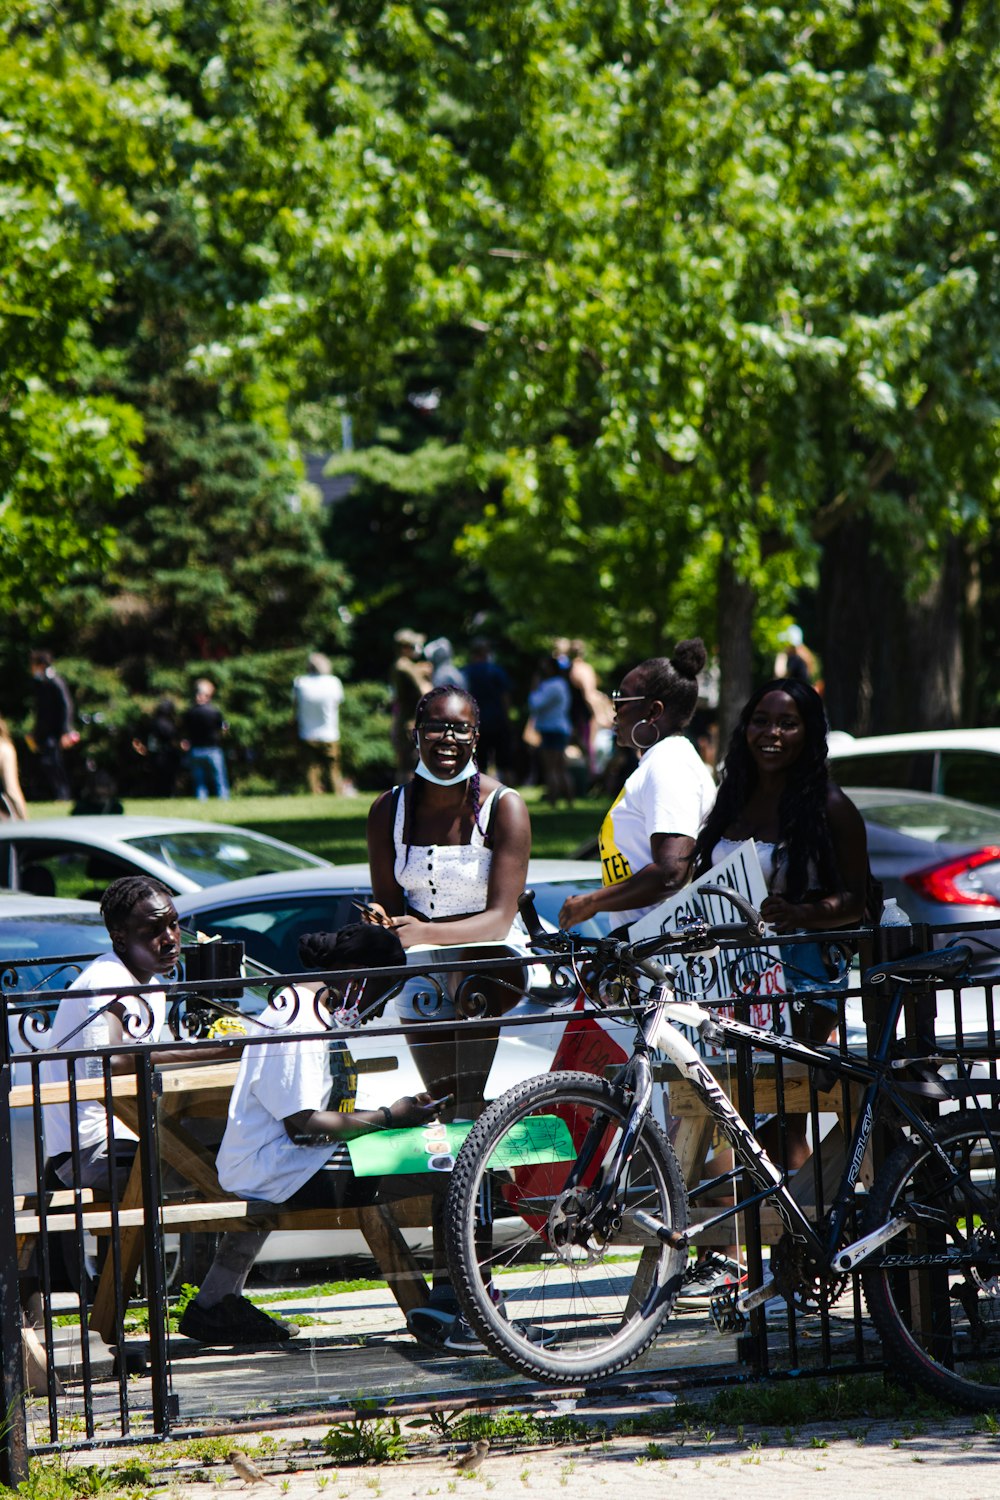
[
  {"xmin": 817, "ymin": 514, "xmax": 965, "ymax": 733},
  {"xmin": 716, "ymin": 549, "xmax": 755, "ymax": 748}
]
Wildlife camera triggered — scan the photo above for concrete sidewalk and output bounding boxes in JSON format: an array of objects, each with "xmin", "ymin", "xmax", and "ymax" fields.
[{"xmin": 74, "ymin": 1405, "xmax": 997, "ymax": 1500}]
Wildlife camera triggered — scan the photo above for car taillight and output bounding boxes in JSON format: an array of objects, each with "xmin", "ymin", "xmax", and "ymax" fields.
[{"xmin": 904, "ymin": 846, "xmax": 1000, "ymax": 906}]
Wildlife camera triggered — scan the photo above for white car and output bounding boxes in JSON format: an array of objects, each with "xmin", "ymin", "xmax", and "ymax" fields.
[
  {"xmin": 830, "ymin": 728, "xmax": 1000, "ymax": 810},
  {"xmin": 0, "ymin": 815, "xmax": 331, "ymax": 900}
]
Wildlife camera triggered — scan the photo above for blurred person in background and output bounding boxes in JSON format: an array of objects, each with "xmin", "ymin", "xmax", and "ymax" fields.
[
  {"xmin": 293, "ymin": 652, "xmax": 344, "ymax": 796},
  {"xmin": 425, "ymin": 637, "xmax": 467, "ymax": 692},
  {"xmin": 180, "ymin": 679, "xmax": 230, "ymax": 800},
  {"xmin": 131, "ymin": 698, "xmax": 181, "ymax": 797},
  {"xmin": 0, "ymin": 717, "xmax": 28, "ymax": 819},
  {"xmin": 72, "ymin": 770, "xmax": 124, "ymax": 816},
  {"xmin": 28, "ymin": 649, "xmax": 77, "ymax": 802},
  {"xmin": 463, "ymin": 638, "xmax": 512, "ymax": 778},
  {"xmin": 774, "ymin": 624, "xmax": 818, "ymax": 686},
  {"xmin": 391, "ymin": 629, "xmax": 432, "ymax": 777},
  {"xmin": 527, "ymin": 655, "xmax": 574, "ymax": 807}
]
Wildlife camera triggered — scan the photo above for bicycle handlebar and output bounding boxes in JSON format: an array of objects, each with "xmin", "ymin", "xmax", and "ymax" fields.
[{"xmin": 517, "ymin": 882, "xmax": 766, "ymax": 978}]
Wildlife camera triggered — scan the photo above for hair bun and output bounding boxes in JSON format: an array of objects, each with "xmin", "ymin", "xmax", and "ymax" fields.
[{"xmin": 670, "ymin": 638, "xmax": 707, "ymax": 680}]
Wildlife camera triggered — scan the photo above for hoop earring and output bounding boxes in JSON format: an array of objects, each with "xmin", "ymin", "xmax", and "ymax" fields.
[{"xmin": 630, "ymin": 719, "xmax": 661, "ymax": 751}]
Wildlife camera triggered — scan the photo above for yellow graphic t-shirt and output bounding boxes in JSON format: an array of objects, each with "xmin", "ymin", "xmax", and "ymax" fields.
[{"xmin": 598, "ymin": 789, "xmax": 632, "ymax": 889}]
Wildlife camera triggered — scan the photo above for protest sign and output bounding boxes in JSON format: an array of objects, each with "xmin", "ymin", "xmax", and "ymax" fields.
[{"xmin": 627, "ymin": 840, "xmax": 789, "ymax": 1044}]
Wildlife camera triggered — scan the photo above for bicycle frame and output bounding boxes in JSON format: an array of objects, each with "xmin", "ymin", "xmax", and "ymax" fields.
[
  {"xmin": 650, "ymin": 975, "xmax": 1000, "ymax": 1293},
  {"xmin": 556, "ymin": 963, "xmax": 1000, "ymax": 1305}
]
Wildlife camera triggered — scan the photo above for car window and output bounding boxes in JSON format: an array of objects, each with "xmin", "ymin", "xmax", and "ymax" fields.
[
  {"xmin": 938, "ymin": 752, "xmax": 1000, "ymax": 810},
  {"xmin": 0, "ymin": 914, "xmax": 108, "ymax": 993},
  {"xmin": 11, "ymin": 842, "xmax": 133, "ymax": 902},
  {"xmin": 127, "ymin": 832, "xmax": 321, "ymax": 887},
  {"xmin": 831, "ymin": 751, "xmax": 935, "ymax": 793},
  {"xmin": 861, "ymin": 798, "xmax": 1000, "ymax": 844},
  {"xmin": 184, "ymin": 893, "xmax": 367, "ymax": 972}
]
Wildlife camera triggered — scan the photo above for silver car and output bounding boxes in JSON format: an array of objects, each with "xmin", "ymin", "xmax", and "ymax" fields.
[
  {"xmin": 172, "ymin": 857, "xmax": 609, "ymax": 972},
  {"xmin": 0, "ymin": 815, "xmax": 331, "ymax": 900},
  {"xmin": 851, "ymin": 787, "xmax": 1000, "ymax": 942}
]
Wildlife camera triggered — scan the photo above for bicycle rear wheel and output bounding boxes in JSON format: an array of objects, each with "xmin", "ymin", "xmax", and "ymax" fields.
[
  {"xmin": 445, "ymin": 1071, "xmax": 687, "ymax": 1382},
  {"xmin": 862, "ymin": 1110, "xmax": 1000, "ymax": 1409}
]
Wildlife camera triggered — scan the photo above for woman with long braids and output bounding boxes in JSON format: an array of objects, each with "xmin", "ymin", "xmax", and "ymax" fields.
[
  {"xmin": 558, "ymin": 639, "xmax": 717, "ymax": 934},
  {"xmin": 692, "ymin": 677, "xmax": 868, "ymax": 1169},
  {"xmin": 367, "ymin": 684, "xmax": 532, "ymax": 1350}
]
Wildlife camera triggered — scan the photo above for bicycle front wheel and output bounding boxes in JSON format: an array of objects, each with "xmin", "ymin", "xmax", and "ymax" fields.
[
  {"xmin": 445, "ymin": 1071, "xmax": 688, "ymax": 1382},
  {"xmin": 862, "ymin": 1110, "xmax": 1000, "ymax": 1409}
]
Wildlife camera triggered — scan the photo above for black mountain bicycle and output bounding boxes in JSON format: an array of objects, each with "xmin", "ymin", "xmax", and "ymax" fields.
[{"xmin": 444, "ymin": 887, "xmax": 1000, "ymax": 1407}]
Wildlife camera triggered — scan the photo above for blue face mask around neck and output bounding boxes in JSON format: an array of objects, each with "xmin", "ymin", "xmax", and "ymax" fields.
[{"xmin": 414, "ymin": 755, "xmax": 478, "ymax": 786}]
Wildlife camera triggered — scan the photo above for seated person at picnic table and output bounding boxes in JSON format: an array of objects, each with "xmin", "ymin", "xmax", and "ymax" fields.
[
  {"xmin": 35, "ymin": 877, "xmax": 233, "ymax": 1303},
  {"xmin": 41, "ymin": 877, "xmax": 202, "ymax": 1194},
  {"xmin": 178, "ymin": 926, "xmax": 445, "ymax": 1347}
]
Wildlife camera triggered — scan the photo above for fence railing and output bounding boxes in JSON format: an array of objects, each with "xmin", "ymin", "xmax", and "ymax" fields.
[{"xmin": 1, "ymin": 918, "xmax": 997, "ymax": 1481}]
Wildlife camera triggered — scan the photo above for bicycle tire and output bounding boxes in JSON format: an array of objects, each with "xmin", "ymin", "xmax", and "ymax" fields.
[
  {"xmin": 445, "ymin": 1071, "xmax": 688, "ymax": 1382},
  {"xmin": 862, "ymin": 1110, "xmax": 1000, "ymax": 1409}
]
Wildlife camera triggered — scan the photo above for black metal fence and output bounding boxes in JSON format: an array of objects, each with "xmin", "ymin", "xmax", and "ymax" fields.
[{"xmin": 2, "ymin": 920, "xmax": 998, "ymax": 1482}]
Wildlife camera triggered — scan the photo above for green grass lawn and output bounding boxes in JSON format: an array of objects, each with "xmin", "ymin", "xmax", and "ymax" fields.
[{"xmin": 26, "ymin": 787, "xmax": 605, "ymax": 865}]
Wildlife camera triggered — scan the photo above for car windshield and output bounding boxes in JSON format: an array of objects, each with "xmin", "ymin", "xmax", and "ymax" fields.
[
  {"xmin": 126, "ymin": 831, "xmax": 321, "ymax": 887},
  {"xmin": 532, "ymin": 880, "xmax": 610, "ymax": 938},
  {"xmin": 863, "ymin": 798, "xmax": 1000, "ymax": 845}
]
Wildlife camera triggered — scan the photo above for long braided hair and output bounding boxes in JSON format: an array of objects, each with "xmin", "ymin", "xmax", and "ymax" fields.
[
  {"xmin": 693, "ymin": 679, "xmax": 840, "ymax": 901},
  {"xmin": 404, "ymin": 685, "xmax": 483, "ymax": 866}
]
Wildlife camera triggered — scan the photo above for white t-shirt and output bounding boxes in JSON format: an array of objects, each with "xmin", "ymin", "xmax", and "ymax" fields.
[
  {"xmin": 215, "ymin": 992, "xmax": 354, "ymax": 1203},
  {"xmin": 598, "ymin": 735, "xmax": 717, "ymax": 930},
  {"xmin": 40, "ymin": 953, "xmax": 168, "ymax": 1160},
  {"xmin": 293, "ymin": 673, "xmax": 344, "ymax": 743}
]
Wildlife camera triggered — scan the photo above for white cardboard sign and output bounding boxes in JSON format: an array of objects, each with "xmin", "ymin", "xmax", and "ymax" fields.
[{"xmin": 627, "ymin": 840, "xmax": 790, "ymax": 1041}]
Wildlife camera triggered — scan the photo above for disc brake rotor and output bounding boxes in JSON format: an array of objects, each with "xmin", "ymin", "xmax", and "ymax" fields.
[{"xmin": 548, "ymin": 1187, "xmax": 610, "ymax": 1267}]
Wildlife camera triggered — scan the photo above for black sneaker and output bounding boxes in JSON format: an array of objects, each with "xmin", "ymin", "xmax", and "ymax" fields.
[
  {"xmin": 674, "ymin": 1254, "xmax": 746, "ymax": 1309},
  {"xmin": 407, "ymin": 1286, "xmax": 461, "ymax": 1348},
  {"xmin": 177, "ymin": 1294, "xmax": 299, "ymax": 1346}
]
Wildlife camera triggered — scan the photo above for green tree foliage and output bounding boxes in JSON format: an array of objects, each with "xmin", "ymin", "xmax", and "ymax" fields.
[
  {"xmin": 6, "ymin": 0, "xmax": 1000, "ymax": 774},
  {"xmin": 0, "ymin": 1, "xmax": 145, "ymax": 628},
  {"xmin": 341, "ymin": 1, "xmax": 1000, "ymax": 730}
]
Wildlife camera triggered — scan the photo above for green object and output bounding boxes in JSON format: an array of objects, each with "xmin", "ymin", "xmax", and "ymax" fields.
[{"xmin": 347, "ymin": 1115, "xmax": 576, "ymax": 1177}]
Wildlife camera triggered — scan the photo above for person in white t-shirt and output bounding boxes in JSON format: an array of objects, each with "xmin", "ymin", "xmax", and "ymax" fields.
[
  {"xmin": 179, "ymin": 926, "xmax": 443, "ymax": 1349},
  {"xmin": 293, "ymin": 652, "xmax": 345, "ymax": 795},
  {"xmin": 558, "ymin": 639, "xmax": 716, "ymax": 934},
  {"xmin": 41, "ymin": 876, "xmax": 186, "ymax": 1190}
]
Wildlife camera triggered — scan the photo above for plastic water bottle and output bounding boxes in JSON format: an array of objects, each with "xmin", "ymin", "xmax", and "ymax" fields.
[
  {"xmin": 880, "ymin": 896, "xmax": 910, "ymax": 927},
  {"xmin": 876, "ymin": 894, "xmax": 912, "ymax": 964}
]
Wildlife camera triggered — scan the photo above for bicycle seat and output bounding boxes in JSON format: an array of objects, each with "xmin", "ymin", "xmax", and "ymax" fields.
[{"xmin": 862, "ymin": 944, "xmax": 972, "ymax": 988}]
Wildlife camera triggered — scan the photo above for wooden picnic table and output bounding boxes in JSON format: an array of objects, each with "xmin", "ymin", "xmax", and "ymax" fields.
[{"xmin": 11, "ymin": 1057, "xmax": 435, "ymax": 1345}]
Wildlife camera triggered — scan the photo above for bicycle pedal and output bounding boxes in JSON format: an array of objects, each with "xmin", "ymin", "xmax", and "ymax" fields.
[{"xmin": 710, "ymin": 1288, "xmax": 746, "ymax": 1334}]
